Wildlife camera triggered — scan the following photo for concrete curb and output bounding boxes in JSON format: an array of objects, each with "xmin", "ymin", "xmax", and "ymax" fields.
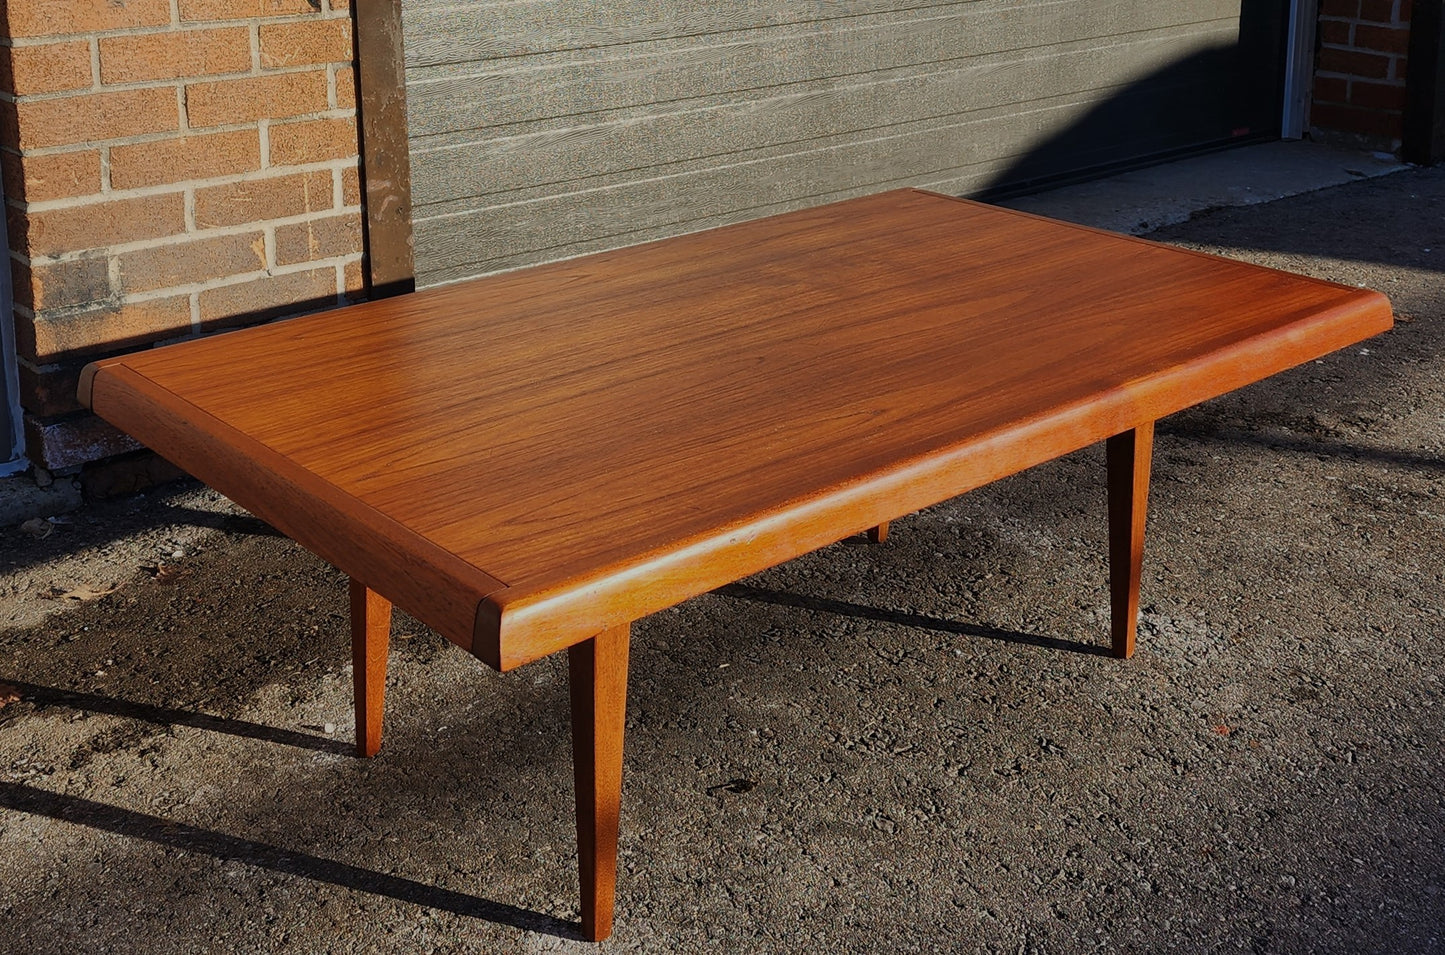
[{"xmin": 998, "ymin": 139, "xmax": 1408, "ymax": 234}]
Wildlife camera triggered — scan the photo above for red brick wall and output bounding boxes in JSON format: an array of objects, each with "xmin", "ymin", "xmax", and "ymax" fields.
[
  {"xmin": 1, "ymin": 0, "xmax": 365, "ymax": 473},
  {"xmin": 1313, "ymin": 0, "xmax": 1413, "ymax": 147}
]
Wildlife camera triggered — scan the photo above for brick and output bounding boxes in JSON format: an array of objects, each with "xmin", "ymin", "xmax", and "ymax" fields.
[
  {"xmin": 1317, "ymin": 47, "xmax": 1392, "ymax": 79},
  {"xmin": 1312, "ymin": 75, "xmax": 1349, "ymax": 104},
  {"xmin": 1, "ymin": 87, "xmax": 178, "ymax": 151},
  {"xmin": 199, "ymin": 267, "xmax": 337, "ymax": 326},
  {"xmin": 118, "ymin": 232, "xmax": 266, "ymax": 293},
  {"xmin": 343, "ymin": 258, "xmax": 365, "ymax": 301},
  {"xmin": 1, "ymin": 149, "xmax": 102, "ymax": 202},
  {"xmin": 1359, "ymin": 0, "xmax": 1400, "ymax": 21},
  {"xmin": 12, "ymin": 257, "xmax": 112, "ymax": 312},
  {"xmin": 109, "ymin": 130, "xmax": 261, "ymax": 189},
  {"xmin": 24, "ymin": 413, "xmax": 142, "ymax": 471},
  {"xmin": 99, "ymin": 28, "xmax": 251, "ymax": 85},
  {"xmin": 1319, "ymin": 0, "xmax": 1359, "ymax": 14},
  {"xmin": 17, "ymin": 295, "xmax": 192, "ymax": 363},
  {"xmin": 18, "ymin": 362, "xmax": 85, "ymax": 417},
  {"xmin": 199, "ymin": 169, "xmax": 333, "ymax": 229},
  {"xmin": 269, "ymin": 116, "xmax": 357, "ymax": 166},
  {"xmin": 186, "ymin": 71, "xmax": 330, "ymax": 127},
  {"xmin": 274, "ymin": 212, "xmax": 361, "ymax": 265},
  {"xmin": 1354, "ymin": 24, "xmax": 1411, "ymax": 54},
  {"xmin": 82, "ymin": 451, "xmax": 190, "ymax": 500},
  {"xmin": 1317, "ymin": 20, "xmax": 1353, "ymax": 46},
  {"xmin": 1311, "ymin": 102, "xmax": 1404, "ymax": 139},
  {"xmin": 1349, "ymin": 79, "xmax": 1408, "ymax": 109},
  {"xmin": 341, "ymin": 164, "xmax": 360, "ymax": 205},
  {"xmin": 0, "ymin": 41, "xmax": 92, "ymax": 96},
  {"xmin": 1401, "ymin": 0, "xmax": 1413, "ymax": 19},
  {"xmin": 10, "ymin": 193, "xmax": 187, "ymax": 257},
  {"xmin": 259, "ymin": 18, "xmax": 353, "ymax": 68},
  {"xmin": 194, "ymin": 169, "xmax": 334, "ymax": 227},
  {"xmin": 335, "ymin": 65, "xmax": 355, "ymax": 109},
  {"xmin": 179, "ymin": 0, "xmax": 321, "ymax": 21},
  {"xmin": 4, "ymin": 0, "xmax": 170, "ymax": 38}
]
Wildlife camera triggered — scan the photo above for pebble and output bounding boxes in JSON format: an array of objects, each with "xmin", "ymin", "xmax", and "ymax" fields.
[
  {"xmin": 323, "ymin": 723, "xmax": 336, "ymax": 734},
  {"xmin": 19, "ymin": 518, "xmax": 52, "ymax": 540}
]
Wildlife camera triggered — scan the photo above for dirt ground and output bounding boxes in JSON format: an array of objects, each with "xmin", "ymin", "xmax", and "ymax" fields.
[{"xmin": 2, "ymin": 167, "xmax": 1442, "ymax": 954}]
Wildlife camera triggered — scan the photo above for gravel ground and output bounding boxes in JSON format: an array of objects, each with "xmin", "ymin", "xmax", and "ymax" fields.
[{"xmin": 1, "ymin": 167, "xmax": 1442, "ymax": 954}]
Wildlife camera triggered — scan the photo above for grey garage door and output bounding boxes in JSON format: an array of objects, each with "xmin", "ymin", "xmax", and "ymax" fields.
[{"xmin": 402, "ymin": 0, "xmax": 1287, "ymax": 288}]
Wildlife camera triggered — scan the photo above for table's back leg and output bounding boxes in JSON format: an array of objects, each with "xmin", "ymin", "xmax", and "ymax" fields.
[
  {"xmin": 867, "ymin": 521, "xmax": 890, "ymax": 544},
  {"xmin": 568, "ymin": 624, "xmax": 631, "ymax": 942},
  {"xmin": 350, "ymin": 578, "xmax": 393, "ymax": 757},
  {"xmin": 1106, "ymin": 422, "xmax": 1154, "ymax": 659}
]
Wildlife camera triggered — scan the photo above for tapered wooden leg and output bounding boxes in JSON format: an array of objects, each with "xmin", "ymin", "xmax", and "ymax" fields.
[
  {"xmin": 1107, "ymin": 422, "xmax": 1154, "ymax": 659},
  {"xmin": 568, "ymin": 624, "xmax": 630, "ymax": 942},
  {"xmin": 867, "ymin": 521, "xmax": 890, "ymax": 544},
  {"xmin": 350, "ymin": 578, "xmax": 392, "ymax": 758}
]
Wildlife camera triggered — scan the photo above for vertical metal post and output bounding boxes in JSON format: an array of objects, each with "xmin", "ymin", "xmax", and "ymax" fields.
[
  {"xmin": 0, "ymin": 173, "xmax": 27, "ymax": 475},
  {"xmin": 1281, "ymin": 0, "xmax": 1320, "ymax": 139},
  {"xmin": 353, "ymin": 0, "xmax": 416, "ymax": 298}
]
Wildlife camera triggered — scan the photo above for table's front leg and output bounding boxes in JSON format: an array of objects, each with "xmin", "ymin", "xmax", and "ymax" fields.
[
  {"xmin": 1106, "ymin": 422, "xmax": 1154, "ymax": 659},
  {"xmin": 350, "ymin": 579, "xmax": 393, "ymax": 757},
  {"xmin": 569, "ymin": 624, "xmax": 631, "ymax": 942}
]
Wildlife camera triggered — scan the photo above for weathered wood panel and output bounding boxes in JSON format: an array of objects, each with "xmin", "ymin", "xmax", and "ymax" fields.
[
  {"xmin": 410, "ymin": 85, "xmax": 1195, "ymax": 283},
  {"xmin": 403, "ymin": 0, "xmax": 1015, "ymax": 65},
  {"xmin": 402, "ymin": 0, "xmax": 1281, "ymax": 287},
  {"xmin": 412, "ymin": 26, "xmax": 1234, "ymax": 209},
  {"xmin": 405, "ymin": 0, "xmax": 1242, "ymax": 133}
]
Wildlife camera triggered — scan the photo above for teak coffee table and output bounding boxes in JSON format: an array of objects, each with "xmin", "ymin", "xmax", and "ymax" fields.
[{"xmin": 79, "ymin": 189, "xmax": 1391, "ymax": 940}]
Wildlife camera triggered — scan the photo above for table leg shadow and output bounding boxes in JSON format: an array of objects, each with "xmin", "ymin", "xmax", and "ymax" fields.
[
  {"xmin": 0, "ymin": 781, "xmax": 580, "ymax": 939},
  {"xmin": 2, "ymin": 680, "xmax": 352, "ymax": 755},
  {"xmin": 348, "ymin": 581, "xmax": 629, "ymax": 942},
  {"xmin": 712, "ymin": 583, "xmax": 1111, "ymax": 657}
]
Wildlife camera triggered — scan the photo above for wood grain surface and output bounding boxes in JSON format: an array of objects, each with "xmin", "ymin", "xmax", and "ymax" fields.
[
  {"xmin": 82, "ymin": 189, "xmax": 1392, "ymax": 671},
  {"xmin": 350, "ymin": 579, "xmax": 393, "ymax": 758},
  {"xmin": 568, "ymin": 624, "xmax": 630, "ymax": 942},
  {"xmin": 1107, "ymin": 423, "xmax": 1154, "ymax": 660}
]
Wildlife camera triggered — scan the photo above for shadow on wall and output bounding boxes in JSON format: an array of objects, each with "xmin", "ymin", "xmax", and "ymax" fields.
[
  {"xmin": 976, "ymin": 0, "xmax": 1287, "ymax": 199},
  {"xmin": 969, "ymin": 3, "xmax": 1442, "ymax": 280}
]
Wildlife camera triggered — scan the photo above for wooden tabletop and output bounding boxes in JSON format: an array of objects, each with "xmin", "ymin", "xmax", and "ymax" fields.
[{"xmin": 81, "ymin": 189, "xmax": 1391, "ymax": 670}]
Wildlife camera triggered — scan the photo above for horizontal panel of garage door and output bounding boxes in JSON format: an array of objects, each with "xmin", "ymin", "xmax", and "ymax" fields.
[{"xmin": 402, "ymin": 0, "xmax": 1286, "ymax": 287}]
